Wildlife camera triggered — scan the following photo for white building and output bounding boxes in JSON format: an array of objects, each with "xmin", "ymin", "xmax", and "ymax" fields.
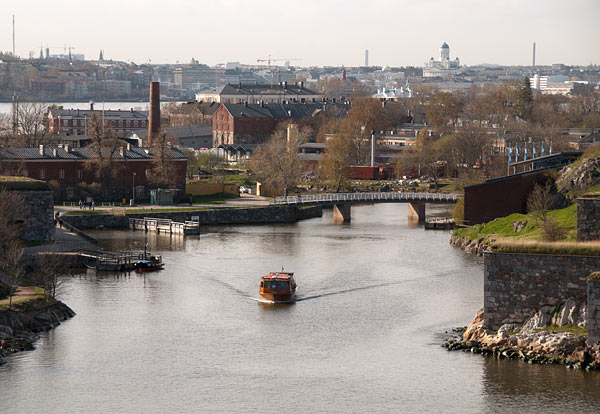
[
  {"xmin": 423, "ymin": 42, "xmax": 460, "ymax": 78},
  {"xmin": 530, "ymin": 74, "xmax": 573, "ymax": 95},
  {"xmin": 372, "ymin": 85, "xmax": 412, "ymax": 99}
]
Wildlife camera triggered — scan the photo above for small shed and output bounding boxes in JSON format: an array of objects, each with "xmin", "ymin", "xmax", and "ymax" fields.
[{"xmin": 150, "ymin": 189, "xmax": 176, "ymax": 205}]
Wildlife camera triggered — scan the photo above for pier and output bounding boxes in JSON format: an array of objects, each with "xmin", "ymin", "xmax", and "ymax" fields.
[{"xmin": 129, "ymin": 217, "xmax": 200, "ymax": 235}]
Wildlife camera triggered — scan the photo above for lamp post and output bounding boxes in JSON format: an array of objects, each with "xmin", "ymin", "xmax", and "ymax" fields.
[{"xmin": 132, "ymin": 172, "xmax": 136, "ymax": 206}]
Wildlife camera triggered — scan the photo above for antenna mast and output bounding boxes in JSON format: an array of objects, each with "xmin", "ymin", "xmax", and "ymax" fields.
[{"xmin": 12, "ymin": 15, "xmax": 15, "ymax": 56}]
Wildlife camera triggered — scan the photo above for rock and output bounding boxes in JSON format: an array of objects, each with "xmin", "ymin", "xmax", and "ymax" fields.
[
  {"xmin": 512, "ymin": 220, "xmax": 527, "ymax": 233},
  {"xmin": 497, "ymin": 323, "xmax": 519, "ymax": 338},
  {"xmin": 521, "ymin": 310, "xmax": 550, "ymax": 332}
]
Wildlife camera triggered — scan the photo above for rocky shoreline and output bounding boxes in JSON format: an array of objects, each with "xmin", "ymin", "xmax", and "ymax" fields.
[
  {"xmin": 445, "ymin": 308, "xmax": 600, "ymax": 371},
  {"xmin": 449, "ymin": 233, "xmax": 492, "ymax": 256},
  {"xmin": 0, "ymin": 300, "xmax": 75, "ymax": 365}
]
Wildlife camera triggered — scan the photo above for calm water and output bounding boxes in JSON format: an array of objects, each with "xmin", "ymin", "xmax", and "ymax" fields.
[{"xmin": 1, "ymin": 204, "xmax": 598, "ymax": 413}]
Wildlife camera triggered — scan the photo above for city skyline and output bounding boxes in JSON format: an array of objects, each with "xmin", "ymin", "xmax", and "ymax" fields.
[{"xmin": 2, "ymin": 0, "xmax": 600, "ymax": 67}]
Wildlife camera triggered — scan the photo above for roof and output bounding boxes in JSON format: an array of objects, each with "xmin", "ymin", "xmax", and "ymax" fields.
[
  {"xmin": 222, "ymin": 102, "xmax": 350, "ymax": 119},
  {"xmin": 441, "ymin": 42, "xmax": 449, "ymax": 48},
  {"xmin": 261, "ymin": 272, "xmax": 294, "ymax": 280},
  {"xmin": 202, "ymin": 83, "xmax": 320, "ymax": 97},
  {"xmin": 49, "ymin": 108, "xmax": 148, "ymax": 119},
  {"xmin": 0, "ymin": 145, "xmax": 187, "ymax": 161},
  {"xmin": 132, "ymin": 125, "xmax": 212, "ymax": 140},
  {"xmin": 581, "ymin": 132, "xmax": 600, "ymax": 144}
]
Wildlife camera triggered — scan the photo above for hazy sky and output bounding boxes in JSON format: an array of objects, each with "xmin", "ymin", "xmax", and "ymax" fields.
[{"xmin": 2, "ymin": 0, "xmax": 599, "ymax": 67}]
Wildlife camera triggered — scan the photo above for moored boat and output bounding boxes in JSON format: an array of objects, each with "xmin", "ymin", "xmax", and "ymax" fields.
[
  {"xmin": 259, "ymin": 271, "xmax": 296, "ymax": 302},
  {"xmin": 135, "ymin": 255, "xmax": 164, "ymax": 272}
]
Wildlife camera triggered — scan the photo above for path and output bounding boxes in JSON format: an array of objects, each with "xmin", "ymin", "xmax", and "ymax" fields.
[{"xmin": 0, "ymin": 286, "xmax": 38, "ymax": 306}]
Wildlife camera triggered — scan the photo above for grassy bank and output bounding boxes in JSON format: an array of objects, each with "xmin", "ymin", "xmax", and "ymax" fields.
[{"xmin": 453, "ymin": 203, "xmax": 578, "ymax": 242}]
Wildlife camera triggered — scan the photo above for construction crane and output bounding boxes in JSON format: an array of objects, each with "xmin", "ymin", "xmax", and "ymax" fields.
[
  {"xmin": 256, "ymin": 55, "xmax": 301, "ymax": 69},
  {"xmin": 257, "ymin": 56, "xmax": 302, "ymax": 85},
  {"xmin": 43, "ymin": 45, "xmax": 76, "ymax": 60}
]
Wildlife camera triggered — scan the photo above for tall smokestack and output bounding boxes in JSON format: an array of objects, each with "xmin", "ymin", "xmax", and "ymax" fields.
[
  {"xmin": 532, "ymin": 42, "xmax": 536, "ymax": 67},
  {"xmin": 365, "ymin": 49, "xmax": 369, "ymax": 67},
  {"xmin": 148, "ymin": 81, "xmax": 160, "ymax": 145}
]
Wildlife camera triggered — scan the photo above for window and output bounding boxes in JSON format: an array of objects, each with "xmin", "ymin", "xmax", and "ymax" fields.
[
  {"xmin": 145, "ymin": 169, "xmax": 150, "ymax": 177},
  {"xmin": 40, "ymin": 169, "xmax": 45, "ymax": 179},
  {"xmin": 77, "ymin": 169, "xmax": 83, "ymax": 179},
  {"xmin": 22, "ymin": 170, "xmax": 28, "ymax": 177},
  {"xmin": 59, "ymin": 169, "xmax": 65, "ymax": 179}
]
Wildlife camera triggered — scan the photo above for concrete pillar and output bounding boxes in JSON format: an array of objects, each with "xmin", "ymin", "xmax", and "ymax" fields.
[
  {"xmin": 407, "ymin": 202, "xmax": 426, "ymax": 221},
  {"xmin": 333, "ymin": 204, "xmax": 351, "ymax": 223},
  {"xmin": 587, "ymin": 273, "xmax": 600, "ymax": 345}
]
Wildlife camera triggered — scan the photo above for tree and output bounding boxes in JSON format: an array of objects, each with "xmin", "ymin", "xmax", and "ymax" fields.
[
  {"xmin": 0, "ymin": 188, "xmax": 28, "ymax": 309},
  {"xmin": 515, "ymin": 77, "xmax": 533, "ymax": 120},
  {"xmin": 84, "ymin": 115, "xmax": 123, "ymax": 199},
  {"xmin": 251, "ymin": 123, "xmax": 309, "ymax": 197},
  {"xmin": 319, "ymin": 131, "xmax": 353, "ymax": 192},
  {"xmin": 15, "ymin": 102, "xmax": 49, "ymax": 147},
  {"xmin": 339, "ymin": 98, "xmax": 389, "ymax": 165},
  {"xmin": 148, "ymin": 131, "xmax": 180, "ymax": 187},
  {"xmin": 424, "ymin": 91, "xmax": 464, "ymax": 135}
]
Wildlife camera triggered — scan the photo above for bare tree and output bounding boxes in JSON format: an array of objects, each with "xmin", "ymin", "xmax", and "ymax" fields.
[
  {"xmin": 319, "ymin": 131, "xmax": 354, "ymax": 192},
  {"xmin": 148, "ymin": 131, "xmax": 180, "ymax": 188},
  {"xmin": 16, "ymin": 102, "xmax": 49, "ymax": 146},
  {"xmin": 0, "ymin": 188, "xmax": 28, "ymax": 309},
  {"xmin": 84, "ymin": 115, "xmax": 123, "ymax": 200},
  {"xmin": 251, "ymin": 123, "xmax": 310, "ymax": 196}
]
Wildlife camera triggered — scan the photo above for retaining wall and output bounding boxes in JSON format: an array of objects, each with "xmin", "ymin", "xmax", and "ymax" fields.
[
  {"xmin": 588, "ymin": 276, "xmax": 600, "ymax": 345},
  {"xmin": 18, "ymin": 191, "xmax": 55, "ymax": 241},
  {"xmin": 484, "ymin": 252, "xmax": 600, "ymax": 330},
  {"xmin": 577, "ymin": 198, "xmax": 600, "ymax": 241},
  {"xmin": 62, "ymin": 205, "xmax": 323, "ymax": 230}
]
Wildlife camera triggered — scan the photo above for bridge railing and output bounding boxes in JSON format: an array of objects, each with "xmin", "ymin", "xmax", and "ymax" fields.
[{"xmin": 273, "ymin": 192, "xmax": 461, "ymax": 205}]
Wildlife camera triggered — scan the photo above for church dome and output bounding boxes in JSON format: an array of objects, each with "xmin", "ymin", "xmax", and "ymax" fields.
[{"xmin": 441, "ymin": 42, "xmax": 449, "ymax": 49}]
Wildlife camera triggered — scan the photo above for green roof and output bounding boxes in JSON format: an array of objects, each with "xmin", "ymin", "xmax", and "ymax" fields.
[{"xmin": 0, "ymin": 176, "xmax": 51, "ymax": 191}]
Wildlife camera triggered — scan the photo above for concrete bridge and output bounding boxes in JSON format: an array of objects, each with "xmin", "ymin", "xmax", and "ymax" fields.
[{"xmin": 273, "ymin": 192, "xmax": 461, "ymax": 222}]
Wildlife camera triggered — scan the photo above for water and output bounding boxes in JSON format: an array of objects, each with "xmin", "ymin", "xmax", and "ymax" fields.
[{"xmin": 1, "ymin": 204, "xmax": 598, "ymax": 413}]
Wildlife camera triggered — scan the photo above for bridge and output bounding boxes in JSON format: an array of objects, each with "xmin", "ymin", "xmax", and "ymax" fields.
[{"xmin": 273, "ymin": 192, "xmax": 461, "ymax": 222}]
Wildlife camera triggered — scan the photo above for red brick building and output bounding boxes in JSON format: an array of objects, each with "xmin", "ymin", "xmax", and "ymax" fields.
[
  {"xmin": 48, "ymin": 106, "xmax": 148, "ymax": 136},
  {"xmin": 213, "ymin": 102, "xmax": 349, "ymax": 146},
  {"xmin": 0, "ymin": 144, "xmax": 187, "ymax": 201}
]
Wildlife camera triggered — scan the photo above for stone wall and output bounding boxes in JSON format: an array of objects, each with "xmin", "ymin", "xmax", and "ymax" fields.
[
  {"xmin": 577, "ymin": 198, "xmax": 600, "ymax": 241},
  {"xmin": 484, "ymin": 252, "xmax": 600, "ymax": 330},
  {"xmin": 62, "ymin": 205, "xmax": 323, "ymax": 230},
  {"xmin": 588, "ymin": 274, "xmax": 600, "ymax": 345},
  {"xmin": 18, "ymin": 191, "xmax": 55, "ymax": 241}
]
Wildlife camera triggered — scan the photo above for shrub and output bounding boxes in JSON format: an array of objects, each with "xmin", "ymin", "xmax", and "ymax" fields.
[
  {"xmin": 452, "ymin": 198, "xmax": 464, "ymax": 223},
  {"xmin": 542, "ymin": 218, "xmax": 566, "ymax": 242}
]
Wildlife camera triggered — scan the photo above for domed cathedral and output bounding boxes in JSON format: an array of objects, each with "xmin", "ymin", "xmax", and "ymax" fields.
[{"xmin": 424, "ymin": 42, "xmax": 461, "ymax": 78}]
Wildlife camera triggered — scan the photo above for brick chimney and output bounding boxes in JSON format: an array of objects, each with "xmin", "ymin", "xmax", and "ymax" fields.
[{"xmin": 148, "ymin": 81, "xmax": 161, "ymax": 145}]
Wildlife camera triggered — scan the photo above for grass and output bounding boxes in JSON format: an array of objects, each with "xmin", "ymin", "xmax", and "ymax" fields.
[
  {"xmin": 125, "ymin": 207, "xmax": 233, "ymax": 214},
  {"xmin": 453, "ymin": 203, "xmax": 578, "ymax": 242},
  {"xmin": 177, "ymin": 193, "xmax": 238, "ymax": 205},
  {"xmin": 0, "ymin": 287, "xmax": 46, "ymax": 311},
  {"xmin": 63, "ymin": 210, "xmax": 104, "ymax": 216},
  {"xmin": 536, "ymin": 324, "xmax": 588, "ymax": 337},
  {"xmin": 490, "ymin": 239, "xmax": 600, "ymax": 256},
  {"xmin": 0, "ymin": 176, "xmax": 50, "ymax": 191}
]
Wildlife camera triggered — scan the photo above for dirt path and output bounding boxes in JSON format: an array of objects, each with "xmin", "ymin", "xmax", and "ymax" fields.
[{"xmin": 0, "ymin": 286, "xmax": 38, "ymax": 306}]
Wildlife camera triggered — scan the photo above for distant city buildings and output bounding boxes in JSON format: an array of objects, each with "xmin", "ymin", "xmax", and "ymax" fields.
[{"xmin": 423, "ymin": 42, "xmax": 461, "ymax": 78}]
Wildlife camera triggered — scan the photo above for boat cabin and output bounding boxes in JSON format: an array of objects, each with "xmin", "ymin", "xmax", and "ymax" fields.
[{"xmin": 260, "ymin": 272, "xmax": 296, "ymax": 294}]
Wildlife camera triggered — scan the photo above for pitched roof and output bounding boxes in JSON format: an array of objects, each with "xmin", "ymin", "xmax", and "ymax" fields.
[
  {"xmin": 222, "ymin": 102, "xmax": 350, "ymax": 119},
  {"xmin": 206, "ymin": 83, "xmax": 321, "ymax": 97},
  {"xmin": 49, "ymin": 108, "xmax": 148, "ymax": 119},
  {"xmin": 0, "ymin": 145, "xmax": 187, "ymax": 161}
]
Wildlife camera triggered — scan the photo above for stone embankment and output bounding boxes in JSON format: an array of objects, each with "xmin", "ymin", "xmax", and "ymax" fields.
[
  {"xmin": 449, "ymin": 233, "xmax": 492, "ymax": 256},
  {"xmin": 62, "ymin": 205, "xmax": 323, "ymax": 230},
  {"xmin": 445, "ymin": 308, "xmax": 600, "ymax": 370},
  {"xmin": 0, "ymin": 300, "xmax": 75, "ymax": 365}
]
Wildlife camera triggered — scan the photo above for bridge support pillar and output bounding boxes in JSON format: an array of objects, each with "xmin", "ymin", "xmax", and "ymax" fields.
[
  {"xmin": 333, "ymin": 204, "xmax": 351, "ymax": 223},
  {"xmin": 408, "ymin": 202, "xmax": 426, "ymax": 222}
]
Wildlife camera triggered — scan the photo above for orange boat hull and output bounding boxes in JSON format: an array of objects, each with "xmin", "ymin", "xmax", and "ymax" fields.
[{"xmin": 259, "ymin": 292, "xmax": 295, "ymax": 302}]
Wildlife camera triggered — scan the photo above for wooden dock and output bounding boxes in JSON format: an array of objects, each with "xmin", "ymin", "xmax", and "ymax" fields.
[
  {"xmin": 129, "ymin": 217, "xmax": 200, "ymax": 235},
  {"xmin": 424, "ymin": 218, "xmax": 455, "ymax": 230},
  {"xmin": 81, "ymin": 250, "xmax": 151, "ymax": 271}
]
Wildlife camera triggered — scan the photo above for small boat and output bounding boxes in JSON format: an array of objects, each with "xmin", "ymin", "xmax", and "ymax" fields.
[
  {"xmin": 259, "ymin": 270, "xmax": 297, "ymax": 303},
  {"xmin": 135, "ymin": 255, "xmax": 164, "ymax": 272}
]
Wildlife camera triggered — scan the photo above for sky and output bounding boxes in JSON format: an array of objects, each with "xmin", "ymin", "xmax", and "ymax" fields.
[{"xmin": 2, "ymin": 0, "xmax": 599, "ymax": 67}]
